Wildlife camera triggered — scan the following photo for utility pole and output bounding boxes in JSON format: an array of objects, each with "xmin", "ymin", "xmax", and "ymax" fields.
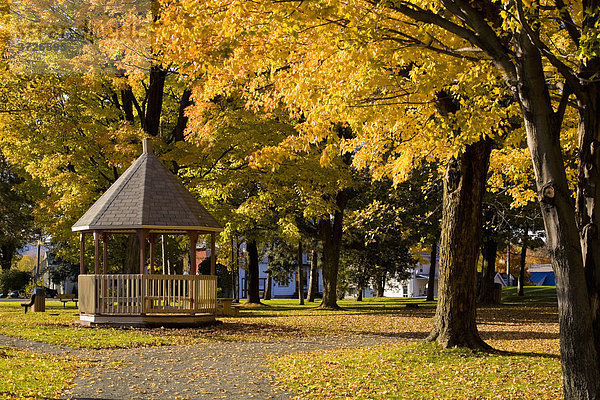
[{"xmin": 506, "ymin": 242, "xmax": 511, "ymax": 286}]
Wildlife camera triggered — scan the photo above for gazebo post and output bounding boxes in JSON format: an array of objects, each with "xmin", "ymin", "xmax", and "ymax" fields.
[
  {"xmin": 93, "ymin": 230, "xmax": 101, "ymax": 274},
  {"xmin": 211, "ymin": 232, "xmax": 216, "ymax": 276},
  {"xmin": 137, "ymin": 229, "xmax": 148, "ymax": 275},
  {"xmin": 79, "ymin": 233, "xmax": 86, "ymax": 275},
  {"xmin": 102, "ymin": 233, "xmax": 109, "ymax": 274},
  {"xmin": 148, "ymin": 234, "xmax": 156, "ymax": 275},
  {"xmin": 189, "ymin": 231, "xmax": 198, "ymax": 275}
]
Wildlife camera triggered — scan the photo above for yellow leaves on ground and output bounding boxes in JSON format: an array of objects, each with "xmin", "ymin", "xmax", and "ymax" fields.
[{"xmin": 0, "ymin": 346, "xmax": 84, "ymax": 399}]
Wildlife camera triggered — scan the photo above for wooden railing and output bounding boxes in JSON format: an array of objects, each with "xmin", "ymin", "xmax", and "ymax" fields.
[{"xmin": 78, "ymin": 274, "xmax": 217, "ymax": 315}]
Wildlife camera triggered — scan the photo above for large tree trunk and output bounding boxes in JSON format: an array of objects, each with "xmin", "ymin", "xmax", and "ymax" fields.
[
  {"xmin": 426, "ymin": 241, "xmax": 437, "ymax": 301},
  {"xmin": 246, "ymin": 240, "xmax": 261, "ymax": 304},
  {"xmin": 297, "ymin": 241, "xmax": 304, "ymax": 305},
  {"xmin": 577, "ymin": 83, "xmax": 600, "ymax": 364},
  {"xmin": 307, "ymin": 249, "xmax": 318, "ymax": 302},
  {"xmin": 513, "ymin": 34, "xmax": 600, "ymax": 397},
  {"xmin": 317, "ymin": 193, "xmax": 346, "ymax": 310},
  {"xmin": 427, "ymin": 138, "xmax": 492, "ymax": 350},
  {"xmin": 478, "ymin": 238, "xmax": 498, "ymax": 304}
]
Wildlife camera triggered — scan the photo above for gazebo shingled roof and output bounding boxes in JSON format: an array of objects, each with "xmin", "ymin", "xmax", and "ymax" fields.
[
  {"xmin": 72, "ymin": 140, "xmax": 222, "ymax": 233},
  {"xmin": 72, "ymin": 138, "xmax": 221, "ymax": 277}
]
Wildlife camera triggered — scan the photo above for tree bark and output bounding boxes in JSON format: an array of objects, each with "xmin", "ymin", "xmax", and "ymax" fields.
[
  {"xmin": 356, "ymin": 285, "xmax": 363, "ymax": 301},
  {"xmin": 478, "ymin": 238, "xmax": 498, "ymax": 304},
  {"xmin": 577, "ymin": 81, "xmax": 600, "ymax": 365},
  {"xmin": 144, "ymin": 66, "xmax": 167, "ymax": 137},
  {"xmin": 518, "ymin": 234, "xmax": 527, "ymax": 297},
  {"xmin": 124, "ymin": 235, "xmax": 140, "ymax": 274},
  {"xmin": 297, "ymin": 241, "xmax": 304, "ymax": 305},
  {"xmin": 426, "ymin": 241, "xmax": 437, "ymax": 301},
  {"xmin": 246, "ymin": 240, "xmax": 261, "ymax": 304},
  {"xmin": 234, "ymin": 240, "xmax": 240, "ymax": 303},
  {"xmin": 427, "ymin": 138, "xmax": 492, "ymax": 350},
  {"xmin": 512, "ymin": 34, "xmax": 600, "ymax": 397},
  {"xmin": 263, "ymin": 270, "xmax": 272, "ymax": 300},
  {"xmin": 307, "ymin": 249, "xmax": 318, "ymax": 302},
  {"xmin": 317, "ymin": 193, "xmax": 346, "ymax": 310},
  {"xmin": 171, "ymin": 89, "xmax": 192, "ymax": 143},
  {"xmin": 375, "ymin": 274, "xmax": 385, "ymax": 297}
]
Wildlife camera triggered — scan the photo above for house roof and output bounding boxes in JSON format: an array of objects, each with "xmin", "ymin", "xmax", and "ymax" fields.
[
  {"xmin": 72, "ymin": 139, "xmax": 222, "ymax": 233},
  {"xmin": 528, "ymin": 264, "xmax": 553, "ymax": 273}
]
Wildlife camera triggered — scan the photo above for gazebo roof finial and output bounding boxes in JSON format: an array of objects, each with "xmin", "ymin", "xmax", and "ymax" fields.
[{"xmin": 142, "ymin": 138, "xmax": 153, "ymax": 154}]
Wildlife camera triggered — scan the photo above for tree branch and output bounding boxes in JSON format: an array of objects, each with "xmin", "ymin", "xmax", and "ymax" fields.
[
  {"xmin": 554, "ymin": 0, "xmax": 581, "ymax": 45},
  {"xmin": 515, "ymin": 0, "xmax": 584, "ymax": 97}
]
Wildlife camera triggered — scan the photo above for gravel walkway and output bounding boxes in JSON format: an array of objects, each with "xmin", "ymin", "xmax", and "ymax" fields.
[{"xmin": 0, "ymin": 334, "xmax": 408, "ymax": 400}]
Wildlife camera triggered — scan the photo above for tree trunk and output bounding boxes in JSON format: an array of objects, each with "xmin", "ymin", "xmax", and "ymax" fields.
[
  {"xmin": 246, "ymin": 240, "xmax": 261, "ymax": 304},
  {"xmin": 144, "ymin": 66, "xmax": 167, "ymax": 137},
  {"xmin": 426, "ymin": 241, "xmax": 437, "ymax": 301},
  {"xmin": 307, "ymin": 249, "xmax": 318, "ymax": 302},
  {"xmin": 577, "ymin": 82, "xmax": 600, "ymax": 367},
  {"xmin": 518, "ymin": 234, "xmax": 527, "ymax": 297},
  {"xmin": 356, "ymin": 285, "xmax": 363, "ymax": 301},
  {"xmin": 0, "ymin": 245, "xmax": 14, "ymax": 271},
  {"xmin": 375, "ymin": 273, "xmax": 385, "ymax": 297},
  {"xmin": 171, "ymin": 89, "xmax": 192, "ymax": 143},
  {"xmin": 297, "ymin": 241, "xmax": 304, "ymax": 305},
  {"xmin": 263, "ymin": 270, "xmax": 272, "ymax": 300},
  {"xmin": 317, "ymin": 194, "xmax": 345, "ymax": 310},
  {"xmin": 124, "ymin": 235, "xmax": 140, "ymax": 274},
  {"xmin": 478, "ymin": 238, "xmax": 498, "ymax": 304},
  {"xmin": 511, "ymin": 33, "xmax": 600, "ymax": 398},
  {"xmin": 427, "ymin": 138, "xmax": 492, "ymax": 350},
  {"xmin": 234, "ymin": 240, "xmax": 240, "ymax": 303}
]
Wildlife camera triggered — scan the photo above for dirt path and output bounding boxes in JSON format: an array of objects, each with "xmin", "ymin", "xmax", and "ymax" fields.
[{"xmin": 0, "ymin": 334, "xmax": 407, "ymax": 400}]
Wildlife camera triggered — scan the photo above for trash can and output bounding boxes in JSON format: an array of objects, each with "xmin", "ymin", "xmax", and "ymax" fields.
[{"xmin": 32, "ymin": 287, "xmax": 46, "ymax": 312}]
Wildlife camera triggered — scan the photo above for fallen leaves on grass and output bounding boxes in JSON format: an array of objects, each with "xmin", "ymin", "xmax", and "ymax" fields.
[
  {"xmin": 273, "ymin": 342, "xmax": 562, "ymax": 400},
  {"xmin": 0, "ymin": 346, "xmax": 85, "ymax": 399}
]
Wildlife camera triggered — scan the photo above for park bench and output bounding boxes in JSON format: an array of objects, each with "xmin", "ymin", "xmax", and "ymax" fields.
[{"xmin": 57, "ymin": 294, "xmax": 78, "ymax": 308}]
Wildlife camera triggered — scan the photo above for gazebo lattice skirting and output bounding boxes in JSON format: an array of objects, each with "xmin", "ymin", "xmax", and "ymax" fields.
[{"xmin": 73, "ymin": 139, "xmax": 223, "ymax": 327}]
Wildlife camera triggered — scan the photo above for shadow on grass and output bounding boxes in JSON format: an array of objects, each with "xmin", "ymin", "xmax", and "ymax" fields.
[
  {"xmin": 481, "ymin": 330, "xmax": 559, "ymax": 341},
  {"xmin": 491, "ymin": 349, "xmax": 560, "ymax": 360}
]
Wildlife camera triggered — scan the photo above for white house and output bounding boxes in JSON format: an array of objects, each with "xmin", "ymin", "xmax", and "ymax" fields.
[
  {"xmin": 237, "ymin": 251, "xmax": 324, "ymax": 299},
  {"xmin": 384, "ymin": 252, "xmax": 439, "ymax": 298}
]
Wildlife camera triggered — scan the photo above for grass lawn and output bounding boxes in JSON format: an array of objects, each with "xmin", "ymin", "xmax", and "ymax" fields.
[
  {"xmin": 269, "ymin": 287, "xmax": 562, "ymax": 399},
  {"xmin": 0, "ymin": 346, "xmax": 85, "ymax": 399},
  {"xmin": 0, "ymin": 287, "xmax": 561, "ymax": 399},
  {"xmin": 274, "ymin": 342, "xmax": 561, "ymax": 399}
]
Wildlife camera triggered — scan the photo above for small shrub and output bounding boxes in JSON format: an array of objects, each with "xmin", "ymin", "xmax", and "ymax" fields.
[{"xmin": 0, "ymin": 269, "xmax": 30, "ymax": 294}]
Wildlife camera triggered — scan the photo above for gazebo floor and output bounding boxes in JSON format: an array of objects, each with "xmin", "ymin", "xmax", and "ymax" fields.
[{"xmin": 78, "ymin": 313, "xmax": 217, "ymax": 328}]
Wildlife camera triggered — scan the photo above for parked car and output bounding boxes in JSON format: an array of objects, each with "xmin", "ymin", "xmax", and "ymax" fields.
[
  {"xmin": 44, "ymin": 287, "xmax": 58, "ymax": 298},
  {"xmin": 8, "ymin": 291, "xmax": 21, "ymax": 298}
]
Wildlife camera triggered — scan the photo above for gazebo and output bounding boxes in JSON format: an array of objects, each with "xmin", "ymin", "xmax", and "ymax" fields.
[{"xmin": 72, "ymin": 138, "xmax": 223, "ymax": 326}]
